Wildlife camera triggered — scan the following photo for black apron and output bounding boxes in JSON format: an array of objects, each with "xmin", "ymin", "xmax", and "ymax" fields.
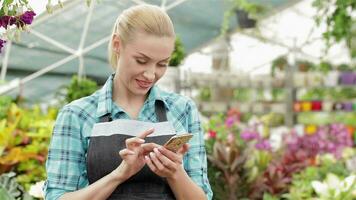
[{"xmin": 86, "ymin": 100, "xmax": 176, "ymax": 199}]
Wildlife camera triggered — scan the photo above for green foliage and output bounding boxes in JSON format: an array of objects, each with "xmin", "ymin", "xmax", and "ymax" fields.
[
  {"xmin": 0, "ymin": 172, "xmax": 26, "ymax": 200},
  {"xmin": 0, "ymin": 96, "xmax": 13, "ymax": 119},
  {"xmin": 337, "ymin": 63, "xmax": 353, "ymax": 71},
  {"xmin": 233, "ymin": 88, "xmax": 251, "ymax": 102},
  {"xmin": 284, "ymin": 155, "xmax": 350, "ymax": 199},
  {"xmin": 169, "ymin": 36, "xmax": 185, "ymax": 67},
  {"xmin": 300, "ymin": 87, "xmax": 356, "ymax": 101},
  {"xmin": 313, "ymin": 0, "xmax": 356, "ymax": 58},
  {"xmin": 0, "ymin": 104, "xmax": 57, "ymax": 191},
  {"xmin": 64, "ymin": 76, "xmax": 98, "ymax": 103},
  {"xmin": 318, "ymin": 61, "xmax": 333, "ymax": 73},
  {"xmin": 199, "ymin": 87, "xmax": 211, "ymax": 102}
]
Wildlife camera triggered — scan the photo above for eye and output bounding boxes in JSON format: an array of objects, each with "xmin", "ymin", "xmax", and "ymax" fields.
[
  {"xmin": 158, "ymin": 63, "xmax": 168, "ymax": 67},
  {"xmin": 136, "ymin": 59, "xmax": 147, "ymax": 65}
]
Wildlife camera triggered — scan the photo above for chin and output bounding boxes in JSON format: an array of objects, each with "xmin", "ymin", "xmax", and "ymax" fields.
[{"xmin": 131, "ymin": 86, "xmax": 151, "ymax": 96}]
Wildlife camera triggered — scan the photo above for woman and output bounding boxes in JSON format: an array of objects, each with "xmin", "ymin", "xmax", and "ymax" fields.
[{"xmin": 44, "ymin": 4, "xmax": 212, "ymax": 200}]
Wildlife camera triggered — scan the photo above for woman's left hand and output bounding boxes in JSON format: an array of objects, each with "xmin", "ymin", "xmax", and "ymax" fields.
[{"xmin": 145, "ymin": 143, "xmax": 189, "ymax": 179}]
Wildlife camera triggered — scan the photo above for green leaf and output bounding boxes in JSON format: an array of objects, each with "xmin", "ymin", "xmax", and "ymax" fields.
[
  {"xmin": 4, "ymin": 0, "xmax": 14, "ymax": 5},
  {"xmin": 3, "ymin": 5, "xmax": 9, "ymax": 15},
  {"xmin": 0, "ymin": 172, "xmax": 24, "ymax": 200}
]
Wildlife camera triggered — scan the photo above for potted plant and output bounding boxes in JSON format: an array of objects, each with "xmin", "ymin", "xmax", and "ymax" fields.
[
  {"xmin": 296, "ymin": 60, "xmax": 315, "ymax": 72},
  {"xmin": 221, "ymin": 0, "xmax": 266, "ymax": 35},
  {"xmin": 336, "ymin": 64, "xmax": 356, "ymax": 85},
  {"xmin": 271, "ymin": 56, "xmax": 288, "ymax": 77}
]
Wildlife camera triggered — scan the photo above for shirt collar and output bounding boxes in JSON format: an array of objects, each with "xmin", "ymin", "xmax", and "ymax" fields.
[{"xmin": 96, "ymin": 74, "xmax": 169, "ymax": 119}]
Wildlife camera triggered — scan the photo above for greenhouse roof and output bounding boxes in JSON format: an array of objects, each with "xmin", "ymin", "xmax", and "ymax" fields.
[{"xmin": 0, "ymin": 0, "xmax": 296, "ymax": 102}]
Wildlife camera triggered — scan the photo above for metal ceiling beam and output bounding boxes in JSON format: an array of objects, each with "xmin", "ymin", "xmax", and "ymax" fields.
[
  {"xmin": 166, "ymin": 0, "xmax": 188, "ymax": 11},
  {"xmin": 78, "ymin": 1, "xmax": 95, "ymax": 78},
  {"xmin": 0, "ymin": 34, "xmax": 110, "ymax": 95},
  {"xmin": 1, "ymin": 41, "xmax": 12, "ymax": 81},
  {"xmin": 30, "ymin": 29, "xmax": 76, "ymax": 54},
  {"xmin": 131, "ymin": 0, "xmax": 147, "ymax": 5},
  {"xmin": 31, "ymin": 0, "xmax": 82, "ymax": 28}
]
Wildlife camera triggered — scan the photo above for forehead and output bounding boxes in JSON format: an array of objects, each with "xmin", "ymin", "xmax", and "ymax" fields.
[{"xmin": 126, "ymin": 32, "xmax": 175, "ymax": 60}]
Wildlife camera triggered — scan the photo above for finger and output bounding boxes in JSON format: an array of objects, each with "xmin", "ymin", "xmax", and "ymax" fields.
[
  {"xmin": 153, "ymin": 147, "xmax": 175, "ymax": 170},
  {"xmin": 125, "ymin": 137, "xmax": 145, "ymax": 149},
  {"xmin": 177, "ymin": 143, "xmax": 190, "ymax": 155},
  {"xmin": 141, "ymin": 143, "xmax": 161, "ymax": 154},
  {"xmin": 149, "ymin": 152, "xmax": 166, "ymax": 172},
  {"xmin": 138, "ymin": 128, "xmax": 155, "ymax": 139},
  {"xmin": 119, "ymin": 149, "xmax": 135, "ymax": 157},
  {"xmin": 145, "ymin": 155, "xmax": 157, "ymax": 172},
  {"xmin": 158, "ymin": 146, "xmax": 182, "ymax": 164}
]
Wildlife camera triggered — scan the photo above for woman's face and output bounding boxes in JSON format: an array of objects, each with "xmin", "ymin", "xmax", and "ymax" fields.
[{"xmin": 114, "ymin": 32, "xmax": 175, "ymax": 96}]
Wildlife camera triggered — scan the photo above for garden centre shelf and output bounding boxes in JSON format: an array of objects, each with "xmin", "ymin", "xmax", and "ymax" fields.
[{"xmin": 183, "ymin": 69, "xmax": 356, "ymax": 127}]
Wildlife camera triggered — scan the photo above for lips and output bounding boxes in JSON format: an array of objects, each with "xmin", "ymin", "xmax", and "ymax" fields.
[{"xmin": 136, "ymin": 79, "xmax": 153, "ymax": 89}]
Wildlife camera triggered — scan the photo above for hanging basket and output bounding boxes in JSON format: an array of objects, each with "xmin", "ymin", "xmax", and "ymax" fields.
[{"xmin": 235, "ymin": 9, "xmax": 256, "ymax": 29}]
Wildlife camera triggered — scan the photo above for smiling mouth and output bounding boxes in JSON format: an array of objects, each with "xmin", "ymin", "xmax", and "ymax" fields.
[{"xmin": 136, "ymin": 79, "xmax": 153, "ymax": 89}]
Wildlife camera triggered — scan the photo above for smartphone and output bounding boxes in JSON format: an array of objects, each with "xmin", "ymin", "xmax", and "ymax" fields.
[{"xmin": 163, "ymin": 133, "xmax": 194, "ymax": 152}]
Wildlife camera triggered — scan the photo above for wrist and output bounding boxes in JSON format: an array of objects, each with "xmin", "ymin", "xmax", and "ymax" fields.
[
  {"xmin": 167, "ymin": 166, "xmax": 186, "ymax": 182},
  {"xmin": 111, "ymin": 161, "xmax": 130, "ymax": 183}
]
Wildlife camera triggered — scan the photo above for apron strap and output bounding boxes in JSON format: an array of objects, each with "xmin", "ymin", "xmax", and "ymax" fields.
[
  {"xmin": 155, "ymin": 100, "xmax": 167, "ymax": 122},
  {"xmin": 99, "ymin": 100, "xmax": 167, "ymax": 123},
  {"xmin": 100, "ymin": 113, "xmax": 112, "ymax": 122}
]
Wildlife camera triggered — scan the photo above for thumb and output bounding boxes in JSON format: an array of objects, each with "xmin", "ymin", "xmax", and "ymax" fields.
[{"xmin": 177, "ymin": 143, "xmax": 190, "ymax": 155}]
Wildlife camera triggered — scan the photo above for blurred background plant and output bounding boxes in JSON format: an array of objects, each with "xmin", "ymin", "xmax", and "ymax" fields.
[
  {"xmin": 0, "ymin": 75, "xmax": 100, "ymax": 199},
  {"xmin": 204, "ymin": 108, "xmax": 355, "ymax": 199}
]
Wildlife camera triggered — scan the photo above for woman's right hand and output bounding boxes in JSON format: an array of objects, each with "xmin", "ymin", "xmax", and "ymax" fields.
[{"xmin": 113, "ymin": 128, "xmax": 159, "ymax": 180}]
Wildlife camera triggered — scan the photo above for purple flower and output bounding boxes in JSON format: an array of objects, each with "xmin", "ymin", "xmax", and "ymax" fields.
[
  {"xmin": 0, "ymin": 16, "xmax": 16, "ymax": 29},
  {"xmin": 0, "ymin": 39, "xmax": 6, "ymax": 54},
  {"xmin": 255, "ymin": 139, "xmax": 271, "ymax": 151},
  {"xmin": 225, "ymin": 116, "xmax": 235, "ymax": 128},
  {"xmin": 240, "ymin": 130, "xmax": 260, "ymax": 141},
  {"xmin": 20, "ymin": 11, "xmax": 36, "ymax": 25}
]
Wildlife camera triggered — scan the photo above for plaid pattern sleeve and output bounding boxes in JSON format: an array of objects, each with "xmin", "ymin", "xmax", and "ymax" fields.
[
  {"xmin": 44, "ymin": 105, "xmax": 89, "ymax": 200},
  {"xmin": 183, "ymin": 99, "xmax": 213, "ymax": 200}
]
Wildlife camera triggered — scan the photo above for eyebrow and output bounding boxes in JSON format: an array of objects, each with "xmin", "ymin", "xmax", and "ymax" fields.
[{"xmin": 136, "ymin": 52, "xmax": 170, "ymax": 62}]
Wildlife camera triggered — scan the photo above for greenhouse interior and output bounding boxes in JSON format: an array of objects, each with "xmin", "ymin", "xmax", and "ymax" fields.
[{"xmin": 0, "ymin": 0, "xmax": 355, "ymax": 199}]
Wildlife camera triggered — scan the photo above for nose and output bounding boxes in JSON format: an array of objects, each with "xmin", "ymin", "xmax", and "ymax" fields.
[{"xmin": 143, "ymin": 67, "xmax": 155, "ymax": 81}]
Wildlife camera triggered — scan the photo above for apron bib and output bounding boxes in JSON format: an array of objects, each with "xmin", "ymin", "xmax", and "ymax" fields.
[{"xmin": 87, "ymin": 101, "xmax": 176, "ymax": 199}]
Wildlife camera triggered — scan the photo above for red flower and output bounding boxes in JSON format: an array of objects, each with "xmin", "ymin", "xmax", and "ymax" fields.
[{"xmin": 208, "ymin": 130, "xmax": 217, "ymax": 139}]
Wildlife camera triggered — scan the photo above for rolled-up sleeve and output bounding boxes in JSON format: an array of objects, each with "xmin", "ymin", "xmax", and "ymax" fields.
[
  {"xmin": 183, "ymin": 99, "xmax": 213, "ymax": 200},
  {"xmin": 43, "ymin": 106, "xmax": 88, "ymax": 200}
]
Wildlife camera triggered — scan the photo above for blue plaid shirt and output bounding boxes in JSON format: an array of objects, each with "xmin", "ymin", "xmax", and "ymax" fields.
[{"xmin": 44, "ymin": 74, "xmax": 212, "ymax": 200}]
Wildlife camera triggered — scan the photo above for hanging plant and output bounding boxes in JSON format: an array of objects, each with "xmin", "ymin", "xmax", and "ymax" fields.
[
  {"xmin": 271, "ymin": 56, "xmax": 288, "ymax": 77},
  {"xmin": 312, "ymin": 0, "xmax": 356, "ymax": 58},
  {"xmin": 0, "ymin": 0, "xmax": 96, "ymax": 54},
  {"xmin": 0, "ymin": 0, "xmax": 38, "ymax": 53},
  {"xmin": 221, "ymin": 0, "xmax": 267, "ymax": 35}
]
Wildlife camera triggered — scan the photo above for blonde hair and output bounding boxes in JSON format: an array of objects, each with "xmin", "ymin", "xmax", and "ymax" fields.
[{"xmin": 108, "ymin": 4, "xmax": 175, "ymax": 69}]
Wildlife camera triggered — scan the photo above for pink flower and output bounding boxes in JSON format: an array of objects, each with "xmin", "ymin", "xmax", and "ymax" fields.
[
  {"xmin": 227, "ymin": 133, "xmax": 235, "ymax": 144},
  {"xmin": 255, "ymin": 139, "xmax": 271, "ymax": 151},
  {"xmin": 241, "ymin": 129, "xmax": 260, "ymax": 141},
  {"xmin": 225, "ymin": 116, "xmax": 235, "ymax": 128}
]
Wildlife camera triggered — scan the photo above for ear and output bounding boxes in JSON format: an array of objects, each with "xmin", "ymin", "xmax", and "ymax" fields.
[{"xmin": 112, "ymin": 34, "xmax": 121, "ymax": 54}]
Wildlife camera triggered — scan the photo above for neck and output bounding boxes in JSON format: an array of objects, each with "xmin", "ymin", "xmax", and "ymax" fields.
[{"xmin": 112, "ymin": 75, "xmax": 147, "ymax": 108}]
